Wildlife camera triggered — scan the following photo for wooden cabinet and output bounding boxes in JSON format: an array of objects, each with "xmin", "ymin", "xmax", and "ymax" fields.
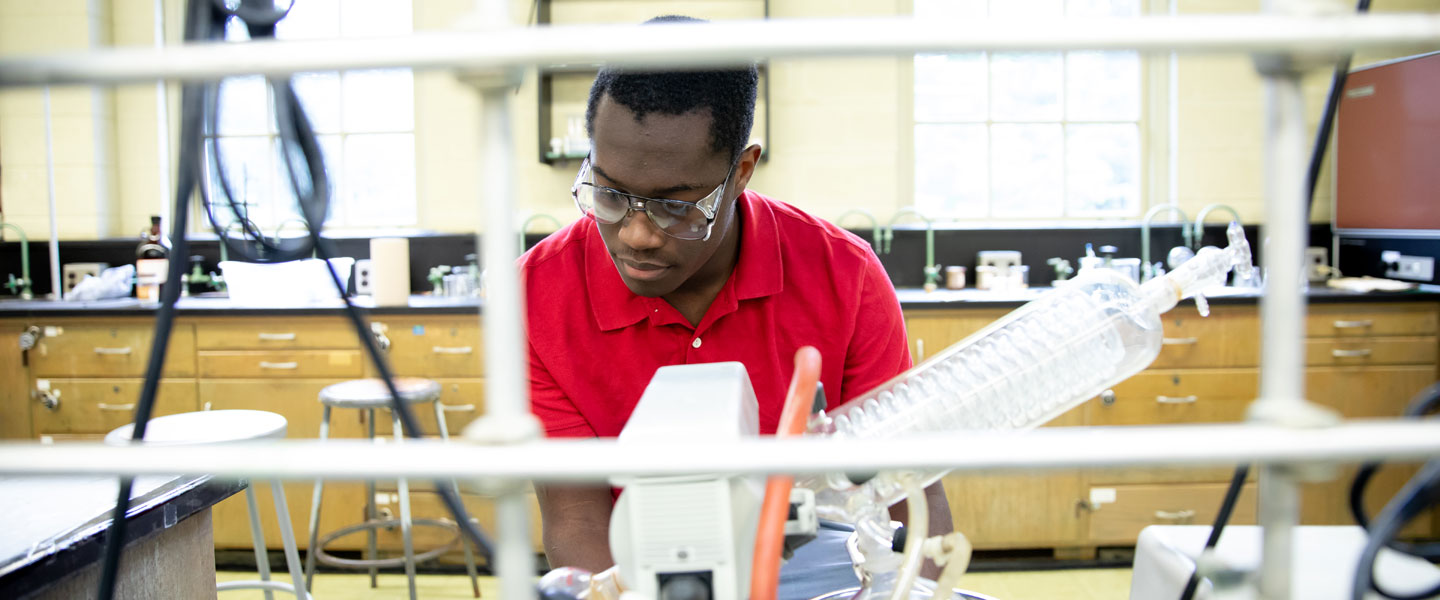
[
  {"xmin": 33, "ymin": 379, "xmax": 196, "ymax": 439},
  {"xmin": 903, "ymin": 300, "xmax": 1439, "ymax": 554},
  {"xmin": 30, "ymin": 321, "xmax": 195, "ymax": 378}
]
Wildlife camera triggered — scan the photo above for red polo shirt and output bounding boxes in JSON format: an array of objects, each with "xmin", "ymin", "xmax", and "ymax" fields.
[{"xmin": 521, "ymin": 190, "xmax": 911, "ymax": 438}]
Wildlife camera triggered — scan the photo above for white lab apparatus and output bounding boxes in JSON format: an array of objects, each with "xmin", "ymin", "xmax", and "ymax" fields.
[
  {"xmin": 803, "ymin": 223, "xmax": 1254, "ymax": 523},
  {"xmin": 609, "ymin": 362, "xmax": 764, "ymax": 600}
]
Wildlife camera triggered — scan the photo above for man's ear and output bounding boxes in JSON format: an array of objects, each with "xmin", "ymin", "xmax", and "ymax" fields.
[{"xmin": 731, "ymin": 144, "xmax": 763, "ymax": 195}]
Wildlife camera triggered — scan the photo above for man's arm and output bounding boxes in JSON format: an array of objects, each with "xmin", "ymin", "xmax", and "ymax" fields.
[{"xmin": 535, "ymin": 484, "xmax": 616, "ymax": 573}]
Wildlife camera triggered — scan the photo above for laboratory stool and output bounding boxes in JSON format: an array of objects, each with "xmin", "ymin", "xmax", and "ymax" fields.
[
  {"xmin": 106, "ymin": 410, "xmax": 311, "ymax": 600},
  {"xmin": 303, "ymin": 377, "xmax": 481, "ymax": 600}
]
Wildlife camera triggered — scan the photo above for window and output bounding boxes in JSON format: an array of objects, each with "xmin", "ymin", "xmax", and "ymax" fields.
[
  {"xmin": 206, "ymin": 0, "xmax": 415, "ymax": 231},
  {"xmin": 913, "ymin": 0, "xmax": 1142, "ymax": 220}
]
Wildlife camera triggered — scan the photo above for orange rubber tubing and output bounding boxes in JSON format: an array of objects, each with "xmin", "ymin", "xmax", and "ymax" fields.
[{"xmin": 750, "ymin": 346, "xmax": 822, "ymax": 600}]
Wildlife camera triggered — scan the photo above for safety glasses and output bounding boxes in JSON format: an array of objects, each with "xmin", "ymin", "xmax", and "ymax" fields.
[{"xmin": 571, "ymin": 155, "xmax": 734, "ymax": 242}]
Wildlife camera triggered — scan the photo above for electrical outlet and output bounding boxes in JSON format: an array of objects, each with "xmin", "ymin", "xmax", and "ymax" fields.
[
  {"xmin": 354, "ymin": 259, "xmax": 374, "ymax": 295},
  {"xmin": 1380, "ymin": 251, "xmax": 1435, "ymax": 282},
  {"xmin": 1304, "ymin": 247, "xmax": 1328, "ymax": 283}
]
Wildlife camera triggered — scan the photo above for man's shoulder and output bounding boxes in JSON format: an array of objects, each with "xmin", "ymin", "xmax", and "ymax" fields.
[
  {"xmin": 748, "ymin": 191, "xmax": 877, "ymax": 263},
  {"xmin": 519, "ymin": 218, "xmax": 591, "ymax": 277}
]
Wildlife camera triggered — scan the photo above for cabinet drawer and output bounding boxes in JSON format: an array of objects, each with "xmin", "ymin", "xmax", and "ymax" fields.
[
  {"xmin": 212, "ymin": 481, "xmax": 367, "ymax": 551},
  {"xmin": 1088, "ymin": 482, "xmax": 1257, "ymax": 545},
  {"xmin": 199, "ymin": 379, "xmax": 366, "ymax": 439},
  {"xmin": 198, "ymin": 350, "xmax": 363, "ymax": 378},
  {"xmin": 1149, "ymin": 308, "xmax": 1258, "ymax": 369},
  {"xmin": 196, "ymin": 319, "xmax": 358, "ymax": 350},
  {"xmin": 372, "ymin": 489, "xmax": 544, "ymax": 556},
  {"xmin": 31, "ymin": 322, "xmax": 196, "ymax": 377},
  {"xmin": 1307, "ymin": 304, "xmax": 1438, "ymax": 338},
  {"xmin": 375, "ymin": 318, "xmax": 484, "ymax": 378},
  {"xmin": 32, "ymin": 379, "xmax": 197, "ymax": 435},
  {"xmin": 1088, "ymin": 369, "xmax": 1259, "ymax": 426},
  {"xmin": 1307, "ymin": 366, "xmax": 1438, "ymax": 417},
  {"xmin": 375, "ymin": 379, "xmax": 486, "ymax": 436},
  {"xmin": 1305, "ymin": 337, "xmax": 1437, "ymax": 367}
]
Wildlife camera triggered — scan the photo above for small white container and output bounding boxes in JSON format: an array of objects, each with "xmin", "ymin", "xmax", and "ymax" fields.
[{"xmin": 220, "ymin": 258, "xmax": 354, "ymax": 306}]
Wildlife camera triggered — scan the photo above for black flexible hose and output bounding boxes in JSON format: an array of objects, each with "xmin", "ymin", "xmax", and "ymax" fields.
[
  {"xmin": 1178, "ymin": 464, "xmax": 1250, "ymax": 600},
  {"xmin": 1351, "ymin": 459, "xmax": 1440, "ymax": 600},
  {"xmin": 1303, "ymin": 0, "xmax": 1372, "ymax": 229}
]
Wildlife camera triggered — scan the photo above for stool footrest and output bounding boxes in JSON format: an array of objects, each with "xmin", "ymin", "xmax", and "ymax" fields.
[{"xmin": 313, "ymin": 517, "xmax": 462, "ymax": 569}]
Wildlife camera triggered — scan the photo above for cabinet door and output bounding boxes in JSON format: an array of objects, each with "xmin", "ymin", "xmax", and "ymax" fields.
[
  {"xmin": 198, "ymin": 350, "xmax": 364, "ymax": 378},
  {"xmin": 212, "ymin": 480, "xmax": 368, "ymax": 551},
  {"xmin": 32, "ymin": 379, "xmax": 197, "ymax": 436},
  {"xmin": 941, "ymin": 409, "xmax": 1087, "ymax": 549},
  {"xmin": 372, "ymin": 318, "xmax": 485, "ymax": 378},
  {"xmin": 31, "ymin": 321, "xmax": 196, "ymax": 377},
  {"xmin": 200, "ymin": 379, "xmax": 368, "ymax": 439},
  {"xmin": 196, "ymin": 318, "xmax": 358, "ymax": 350},
  {"xmin": 1, "ymin": 320, "xmax": 31, "ymax": 439},
  {"xmin": 375, "ymin": 378, "xmax": 486, "ymax": 436},
  {"xmin": 903, "ymin": 309, "xmax": 1007, "ymax": 362},
  {"xmin": 1150, "ymin": 306, "xmax": 1258, "ymax": 369},
  {"xmin": 1087, "ymin": 482, "xmax": 1258, "ymax": 545},
  {"xmin": 372, "ymin": 488, "xmax": 546, "ymax": 557}
]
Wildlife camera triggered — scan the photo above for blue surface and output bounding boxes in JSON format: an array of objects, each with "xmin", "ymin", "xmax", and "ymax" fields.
[{"xmin": 777, "ymin": 520, "xmax": 860, "ymax": 600}]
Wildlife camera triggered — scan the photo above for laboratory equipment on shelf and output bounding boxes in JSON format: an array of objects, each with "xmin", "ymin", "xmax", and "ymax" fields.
[
  {"xmin": 1047, "ymin": 257, "xmax": 1074, "ymax": 282},
  {"xmin": 1140, "ymin": 204, "xmax": 1192, "ymax": 282},
  {"xmin": 883, "ymin": 207, "xmax": 941, "ymax": 292},
  {"xmin": 836, "ymin": 209, "xmax": 884, "ymax": 253},
  {"xmin": 795, "ymin": 223, "xmax": 1253, "ymax": 598},
  {"xmin": 975, "ymin": 251, "xmax": 1024, "ymax": 291},
  {"xmin": 0, "ymin": 220, "xmax": 33, "ymax": 299}
]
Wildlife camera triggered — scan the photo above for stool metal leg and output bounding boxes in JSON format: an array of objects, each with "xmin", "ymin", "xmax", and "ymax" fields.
[
  {"xmin": 304, "ymin": 405, "xmax": 332, "ymax": 591},
  {"xmin": 393, "ymin": 410, "xmax": 418, "ymax": 600},
  {"xmin": 245, "ymin": 483, "xmax": 277, "ymax": 600},
  {"xmin": 435, "ymin": 399, "xmax": 482, "ymax": 598},
  {"xmin": 271, "ymin": 479, "xmax": 311, "ymax": 600},
  {"xmin": 366, "ymin": 408, "xmax": 378, "ymax": 589}
]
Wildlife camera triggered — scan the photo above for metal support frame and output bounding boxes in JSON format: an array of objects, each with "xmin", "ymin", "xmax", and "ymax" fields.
[{"xmin": 2, "ymin": 13, "xmax": 1437, "ymax": 600}]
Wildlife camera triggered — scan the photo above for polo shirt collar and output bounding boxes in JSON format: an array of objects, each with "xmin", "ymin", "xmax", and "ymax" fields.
[{"xmin": 585, "ymin": 190, "xmax": 785, "ymax": 332}]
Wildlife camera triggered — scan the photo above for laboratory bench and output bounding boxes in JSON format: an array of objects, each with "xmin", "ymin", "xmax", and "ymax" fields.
[{"xmin": 0, "ymin": 290, "xmax": 1436, "ymax": 561}]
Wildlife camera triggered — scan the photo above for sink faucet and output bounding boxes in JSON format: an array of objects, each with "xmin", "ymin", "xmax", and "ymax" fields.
[
  {"xmin": 835, "ymin": 209, "xmax": 882, "ymax": 252},
  {"xmin": 519, "ymin": 213, "xmax": 564, "ymax": 255},
  {"xmin": 1191, "ymin": 203, "xmax": 1242, "ymax": 250},
  {"xmin": 1140, "ymin": 204, "xmax": 1190, "ymax": 282},
  {"xmin": 216, "ymin": 219, "xmax": 255, "ymax": 265},
  {"xmin": 272, "ymin": 217, "xmax": 314, "ymax": 257},
  {"xmin": 0, "ymin": 221, "xmax": 33, "ymax": 299},
  {"xmin": 884, "ymin": 207, "xmax": 940, "ymax": 291}
]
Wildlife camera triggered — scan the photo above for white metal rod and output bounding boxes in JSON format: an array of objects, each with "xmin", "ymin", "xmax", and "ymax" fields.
[
  {"xmin": 1255, "ymin": 63, "xmax": 1312, "ymax": 600},
  {"xmin": 153, "ymin": 0, "xmax": 172, "ymax": 229},
  {"xmin": 6, "ymin": 421, "xmax": 1439, "ymax": 481},
  {"xmin": 478, "ymin": 85, "xmax": 526, "ymax": 426},
  {"xmin": 3, "ymin": 15, "xmax": 1440, "ymax": 87},
  {"xmin": 42, "ymin": 87, "xmax": 62, "ymax": 300}
]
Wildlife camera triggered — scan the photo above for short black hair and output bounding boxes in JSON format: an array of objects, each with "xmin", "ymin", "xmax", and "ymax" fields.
[{"xmin": 584, "ymin": 15, "xmax": 759, "ymax": 163}]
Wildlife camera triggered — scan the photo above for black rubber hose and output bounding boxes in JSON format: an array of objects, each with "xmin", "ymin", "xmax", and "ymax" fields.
[
  {"xmin": 1352, "ymin": 459, "xmax": 1440, "ymax": 600},
  {"xmin": 1349, "ymin": 383, "xmax": 1440, "ymax": 560},
  {"xmin": 1179, "ymin": 464, "xmax": 1250, "ymax": 600},
  {"xmin": 1304, "ymin": 0, "xmax": 1372, "ymax": 228}
]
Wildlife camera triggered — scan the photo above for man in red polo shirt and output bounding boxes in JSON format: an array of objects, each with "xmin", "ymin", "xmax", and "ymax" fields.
[{"xmin": 521, "ymin": 16, "xmax": 952, "ymax": 584}]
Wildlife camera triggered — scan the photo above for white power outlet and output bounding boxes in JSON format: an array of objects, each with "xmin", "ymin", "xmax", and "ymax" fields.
[
  {"xmin": 1304, "ymin": 247, "xmax": 1328, "ymax": 283},
  {"xmin": 1381, "ymin": 251, "xmax": 1435, "ymax": 282},
  {"xmin": 354, "ymin": 259, "xmax": 374, "ymax": 295}
]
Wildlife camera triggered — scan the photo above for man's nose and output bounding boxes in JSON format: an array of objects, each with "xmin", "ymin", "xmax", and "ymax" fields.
[{"xmin": 616, "ymin": 208, "xmax": 666, "ymax": 251}]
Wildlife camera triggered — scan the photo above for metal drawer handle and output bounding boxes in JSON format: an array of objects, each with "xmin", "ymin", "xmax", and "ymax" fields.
[
  {"xmin": 1161, "ymin": 337, "xmax": 1199, "ymax": 346},
  {"xmin": 93, "ymin": 347, "xmax": 133, "ymax": 355},
  {"xmin": 98, "ymin": 403, "xmax": 135, "ymax": 411},
  {"xmin": 441, "ymin": 404, "xmax": 476, "ymax": 412},
  {"xmin": 1332, "ymin": 348, "xmax": 1373, "ymax": 358},
  {"xmin": 1155, "ymin": 509, "xmax": 1196, "ymax": 522},
  {"xmin": 258, "ymin": 332, "xmax": 297, "ymax": 341},
  {"xmin": 1333, "ymin": 319, "xmax": 1374, "ymax": 329},
  {"xmin": 432, "ymin": 346, "xmax": 474, "ymax": 355},
  {"xmin": 259, "ymin": 361, "xmax": 299, "ymax": 370},
  {"xmin": 1156, "ymin": 395, "xmax": 1198, "ymax": 404}
]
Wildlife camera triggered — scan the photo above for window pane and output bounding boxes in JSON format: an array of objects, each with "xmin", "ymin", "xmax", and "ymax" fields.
[
  {"xmin": 1067, "ymin": 124, "xmax": 1140, "ymax": 216},
  {"xmin": 293, "ymin": 72, "xmax": 341, "ymax": 133},
  {"xmin": 991, "ymin": 124, "xmax": 1063, "ymax": 217},
  {"xmin": 316, "ymin": 134, "xmax": 344, "ymax": 223},
  {"xmin": 915, "ymin": 0, "xmax": 986, "ymax": 19},
  {"xmin": 1066, "ymin": 51, "xmax": 1140, "ymax": 121},
  {"xmin": 991, "ymin": 0, "xmax": 1061, "ymax": 18},
  {"xmin": 216, "ymin": 76, "xmax": 270, "ymax": 136},
  {"xmin": 915, "ymin": 124, "xmax": 988, "ymax": 218},
  {"xmin": 341, "ymin": 134, "xmax": 416, "ymax": 226},
  {"xmin": 915, "ymin": 53, "xmax": 987, "ymax": 122},
  {"xmin": 1067, "ymin": 0, "xmax": 1140, "ymax": 17},
  {"xmin": 277, "ymin": 0, "xmax": 339, "ymax": 40},
  {"xmin": 991, "ymin": 52, "xmax": 1063, "ymax": 121},
  {"xmin": 342, "ymin": 0, "xmax": 413, "ymax": 37},
  {"xmin": 342, "ymin": 69, "xmax": 414, "ymax": 132},
  {"xmin": 210, "ymin": 137, "xmax": 273, "ymax": 223}
]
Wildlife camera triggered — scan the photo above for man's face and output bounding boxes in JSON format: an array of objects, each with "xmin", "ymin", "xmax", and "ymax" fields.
[{"xmin": 588, "ymin": 95, "xmax": 743, "ymax": 298}]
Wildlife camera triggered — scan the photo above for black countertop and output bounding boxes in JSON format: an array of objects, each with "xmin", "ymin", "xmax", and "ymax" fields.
[{"xmin": 0, "ymin": 285, "xmax": 1436, "ymax": 318}]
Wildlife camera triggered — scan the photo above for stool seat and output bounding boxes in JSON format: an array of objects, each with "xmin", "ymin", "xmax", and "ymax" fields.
[
  {"xmin": 318, "ymin": 378, "xmax": 441, "ymax": 409},
  {"xmin": 105, "ymin": 410, "xmax": 288, "ymax": 445}
]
